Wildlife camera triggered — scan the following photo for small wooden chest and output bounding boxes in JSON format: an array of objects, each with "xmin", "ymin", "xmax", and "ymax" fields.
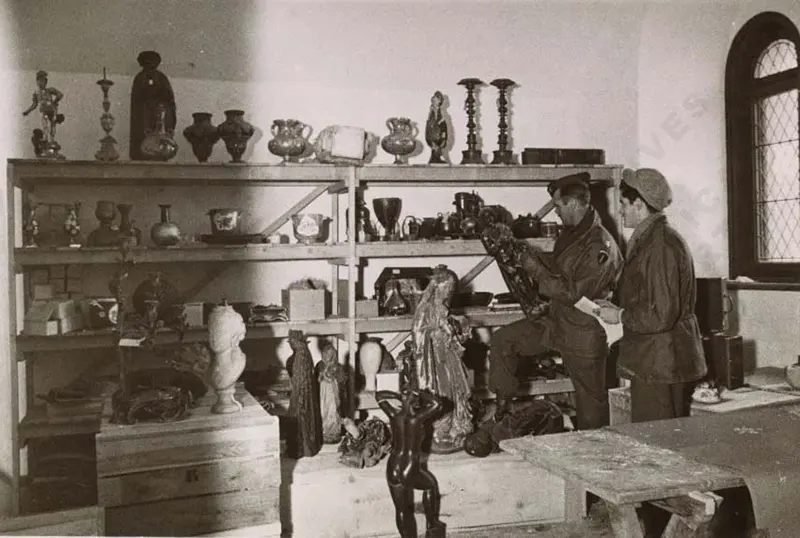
[{"xmin": 96, "ymin": 386, "xmax": 280, "ymax": 537}]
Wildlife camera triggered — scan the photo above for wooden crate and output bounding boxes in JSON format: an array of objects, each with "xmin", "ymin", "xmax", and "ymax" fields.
[{"xmin": 96, "ymin": 386, "xmax": 280, "ymax": 537}]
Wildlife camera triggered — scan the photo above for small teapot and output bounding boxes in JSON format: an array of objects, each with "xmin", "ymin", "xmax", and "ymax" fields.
[
  {"xmin": 512, "ymin": 213, "xmax": 542, "ymax": 238},
  {"xmin": 418, "ymin": 217, "xmax": 439, "ymax": 239}
]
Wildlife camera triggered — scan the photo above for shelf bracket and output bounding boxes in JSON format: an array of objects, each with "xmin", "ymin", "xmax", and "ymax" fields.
[{"xmin": 181, "ymin": 183, "xmax": 336, "ymax": 301}]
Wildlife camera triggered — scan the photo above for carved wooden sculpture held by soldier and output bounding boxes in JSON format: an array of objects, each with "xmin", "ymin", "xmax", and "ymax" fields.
[
  {"xmin": 377, "ymin": 389, "xmax": 446, "ymax": 538},
  {"xmin": 317, "ymin": 341, "xmax": 345, "ymax": 443},
  {"xmin": 287, "ymin": 330, "xmax": 322, "ymax": 458},
  {"xmin": 411, "ymin": 265, "xmax": 474, "ymax": 453},
  {"xmin": 480, "ymin": 222, "xmax": 549, "ymax": 320}
]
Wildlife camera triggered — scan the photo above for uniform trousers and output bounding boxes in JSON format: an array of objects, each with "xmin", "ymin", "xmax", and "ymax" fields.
[
  {"xmin": 488, "ymin": 318, "xmax": 609, "ymax": 430},
  {"xmin": 629, "ymin": 378, "xmax": 693, "ymax": 423}
]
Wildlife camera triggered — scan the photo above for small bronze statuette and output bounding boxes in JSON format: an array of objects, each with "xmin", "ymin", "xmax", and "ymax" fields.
[
  {"xmin": 457, "ymin": 78, "xmax": 486, "ymax": 165},
  {"xmin": 22, "ymin": 70, "xmax": 65, "ymax": 160},
  {"xmin": 425, "ymin": 91, "xmax": 449, "ymax": 164},
  {"xmin": 490, "ymin": 78, "xmax": 517, "ymax": 165}
]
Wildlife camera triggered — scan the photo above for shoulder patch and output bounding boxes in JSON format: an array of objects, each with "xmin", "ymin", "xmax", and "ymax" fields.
[{"xmin": 597, "ymin": 250, "xmax": 609, "ymax": 265}]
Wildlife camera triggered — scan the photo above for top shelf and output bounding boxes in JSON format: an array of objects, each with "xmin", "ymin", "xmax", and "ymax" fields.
[{"xmin": 8, "ymin": 160, "xmax": 621, "ymax": 189}]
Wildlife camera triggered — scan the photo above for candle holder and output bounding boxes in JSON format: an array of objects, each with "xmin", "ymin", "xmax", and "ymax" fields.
[
  {"xmin": 457, "ymin": 78, "xmax": 486, "ymax": 165},
  {"xmin": 490, "ymin": 78, "xmax": 517, "ymax": 165},
  {"xmin": 95, "ymin": 68, "xmax": 119, "ymax": 162}
]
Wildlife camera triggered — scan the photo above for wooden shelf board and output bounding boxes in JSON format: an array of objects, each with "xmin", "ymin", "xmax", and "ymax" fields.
[
  {"xmin": 17, "ymin": 310, "xmax": 524, "ymax": 353},
  {"xmin": 358, "ymin": 164, "xmax": 620, "ymax": 184},
  {"xmin": 15, "ymin": 243, "xmax": 349, "ymax": 267},
  {"xmin": 9, "ymin": 159, "xmax": 351, "ymax": 187},
  {"xmin": 17, "ymin": 318, "xmax": 351, "ymax": 353},
  {"xmin": 357, "ymin": 238, "xmax": 553, "ymax": 257},
  {"xmin": 472, "ymin": 378, "xmax": 575, "ymax": 400},
  {"xmin": 19, "ymin": 406, "xmax": 101, "ymax": 444}
]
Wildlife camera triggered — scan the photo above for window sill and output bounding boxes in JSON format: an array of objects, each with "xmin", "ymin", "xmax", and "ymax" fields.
[{"xmin": 726, "ymin": 280, "xmax": 800, "ymax": 292}]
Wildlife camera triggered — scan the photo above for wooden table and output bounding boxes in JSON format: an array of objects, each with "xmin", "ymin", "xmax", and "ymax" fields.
[{"xmin": 500, "ymin": 429, "xmax": 745, "ymax": 538}]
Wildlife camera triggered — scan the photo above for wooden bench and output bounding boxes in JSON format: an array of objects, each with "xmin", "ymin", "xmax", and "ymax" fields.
[{"xmin": 500, "ymin": 429, "xmax": 746, "ymax": 538}]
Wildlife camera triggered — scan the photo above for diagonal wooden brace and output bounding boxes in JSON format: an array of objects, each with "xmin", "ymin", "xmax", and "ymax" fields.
[{"xmin": 181, "ymin": 183, "xmax": 336, "ymax": 301}]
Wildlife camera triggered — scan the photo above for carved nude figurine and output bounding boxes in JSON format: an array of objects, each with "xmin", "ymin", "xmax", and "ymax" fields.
[{"xmin": 377, "ymin": 388, "xmax": 446, "ymax": 538}]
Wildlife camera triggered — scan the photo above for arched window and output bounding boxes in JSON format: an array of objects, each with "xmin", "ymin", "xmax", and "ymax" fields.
[{"xmin": 726, "ymin": 12, "xmax": 800, "ymax": 280}]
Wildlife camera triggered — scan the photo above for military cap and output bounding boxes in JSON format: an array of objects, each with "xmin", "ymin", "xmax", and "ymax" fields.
[
  {"xmin": 36, "ymin": 70, "xmax": 48, "ymax": 79},
  {"xmin": 622, "ymin": 168, "xmax": 672, "ymax": 211},
  {"xmin": 547, "ymin": 172, "xmax": 590, "ymax": 196}
]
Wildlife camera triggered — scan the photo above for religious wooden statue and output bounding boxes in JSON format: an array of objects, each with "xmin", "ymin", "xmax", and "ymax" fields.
[
  {"xmin": 317, "ymin": 341, "xmax": 345, "ymax": 443},
  {"xmin": 377, "ymin": 389, "xmax": 446, "ymax": 538},
  {"xmin": 424, "ymin": 91, "xmax": 449, "ymax": 164},
  {"xmin": 286, "ymin": 330, "xmax": 322, "ymax": 458},
  {"xmin": 411, "ymin": 265, "xmax": 474, "ymax": 453}
]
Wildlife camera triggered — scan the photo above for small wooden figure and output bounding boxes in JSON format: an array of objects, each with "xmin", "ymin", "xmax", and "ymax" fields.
[
  {"xmin": 377, "ymin": 388, "xmax": 446, "ymax": 538},
  {"xmin": 317, "ymin": 341, "xmax": 345, "ymax": 443},
  {"xmin": 425, "ymin": 91, "xmax": 449, "ymax": 164},
  {"xmin": 287, "ymin": 330, "xmax": 322, "ymax": 458}
]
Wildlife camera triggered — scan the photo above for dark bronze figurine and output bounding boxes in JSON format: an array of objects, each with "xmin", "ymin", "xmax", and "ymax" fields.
[{"xmin": 377, "ymin": 388, "xmax": 446, "ymax": 538}]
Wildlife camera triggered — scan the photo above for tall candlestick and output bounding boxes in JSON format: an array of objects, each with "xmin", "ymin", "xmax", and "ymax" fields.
[
  {"xmin": 457, "ymin": 78, "xmax": 486, "ymax": 165},
  {"xmin": 490, "ymin": 78, "xmax": 517, "ymax": 165},
  {"xmin": 95, "ymin": 68, "xmax": 119, "ymax": 161}
]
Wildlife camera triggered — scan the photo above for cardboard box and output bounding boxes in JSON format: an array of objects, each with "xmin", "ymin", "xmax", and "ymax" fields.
[
  {"xmin": 281, "ymin": 289, "xmax": 329, "ymax": 321},
  {"xmin": 183, "ymin": 302, "xmax": 204, "ymax": 327},
  {"xmin": 24, "ymin": 299, "xmax": 79, "ymax": 336}
]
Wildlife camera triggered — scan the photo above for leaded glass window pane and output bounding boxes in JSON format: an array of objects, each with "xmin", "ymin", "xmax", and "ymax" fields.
[
  {"xmin": 755, "ymin": 39, "xmax": 797, "ymax": 78},
  {"xmin": 753, "ymin": 89, "xmax": 800, "ymax": 261}
]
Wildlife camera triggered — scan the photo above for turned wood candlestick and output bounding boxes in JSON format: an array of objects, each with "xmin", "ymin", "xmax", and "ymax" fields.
[
  {"xmin": 490, "ymin": 78, "xmax": 517, "ymax": 165},
  {"xmin": 457, "ymin": 78, "xmax": 486, "ymax": 165}
]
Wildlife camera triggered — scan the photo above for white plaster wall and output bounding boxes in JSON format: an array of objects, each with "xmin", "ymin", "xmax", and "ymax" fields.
[{"xmin": 633, "ymin": 1, "xmax": 800, "ymax": 371}]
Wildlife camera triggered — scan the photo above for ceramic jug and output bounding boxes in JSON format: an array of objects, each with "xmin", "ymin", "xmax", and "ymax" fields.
[
  {"xmin": 381, "ymin": 117, "xmax": 418, "ymax": 165},
  {"xmin": 268, "ymin": 119, "xmax": 312, "ymax": 164}
]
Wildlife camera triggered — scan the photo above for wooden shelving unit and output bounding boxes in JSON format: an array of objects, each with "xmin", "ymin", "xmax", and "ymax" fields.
[{"xmin": 6, "ymin": 159, "xmax": 622, "ymax": 515}]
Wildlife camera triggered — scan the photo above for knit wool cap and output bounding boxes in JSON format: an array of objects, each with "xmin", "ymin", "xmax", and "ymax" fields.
[{"xmin": 622, "ymin": 168, "xmax": 673, "ymax": 211}]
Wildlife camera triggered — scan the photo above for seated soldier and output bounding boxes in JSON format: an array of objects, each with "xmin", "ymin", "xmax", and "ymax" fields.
[{"xmin": 487, "ymin": 172, "xmax": 623, "ymax": 430}]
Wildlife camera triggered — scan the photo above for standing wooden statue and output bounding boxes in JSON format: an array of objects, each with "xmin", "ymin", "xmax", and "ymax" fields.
[
  {"xmin": 287, "ymin": 330, "xmax": 322, "ymax": 458},
  {"xmin": 317, "ymin": 341, "xmax": 345, "ymax": 444},
  {"xmin": 412, "ymin": 265, "xmax": 474, "ymax": 453}
]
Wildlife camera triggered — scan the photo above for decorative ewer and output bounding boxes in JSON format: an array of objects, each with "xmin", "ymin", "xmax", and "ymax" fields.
[
  {"xmin": 207, "ymin": 301, "xmax": 247, "ymax": 414},
  {"xmin": 150, "ymin": 204, "xmax": 181, "ymax": 247},
  {"xmin": 130, "ymin": 50, "xmax": 176, "ymax": 161},
  {"xmin": 22, "ymin": 69, "xmax": 65, "ymax": 160},
  {"xmin": 22, "ymin": 201, "xmax": 39, "ymax": 247},
  {"xmin": 217, "ymin": 109, "xmax": 255, "ymax": 163},
  {"xmin": 457, "ymin": 77, "xmax": 486, "ymax": 165},
  {"xmin": 63, "ymin": 202, "xmax": 83, "ymax": 247},
  {"xmin": 183, "ymin": 112, "xmax": 220, "ymax": 163},
  {"xmin": 425, "ymin": 90, "xmax": 450, "ymax": 165},
  {"xmin": 268, "ymin": 119, "xmax": 312, "ymax": 164},
  {"xmin": 95, "ymin": 68, "xmax": 119, "ymax": 162},
  {"xmin": 381, "ymin": 117, "xmax": 418, "ymax": 165},
  {"xmin": 117, "ymin": 204, "xmax": 142, "ymax": 247},
  {"xmin": 140, "ymin": 102, "xmax": 179, "ymax": 161},
  {"xmin": 490, "ymin": 78, "xmax": 517, "ymax": 165}
]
